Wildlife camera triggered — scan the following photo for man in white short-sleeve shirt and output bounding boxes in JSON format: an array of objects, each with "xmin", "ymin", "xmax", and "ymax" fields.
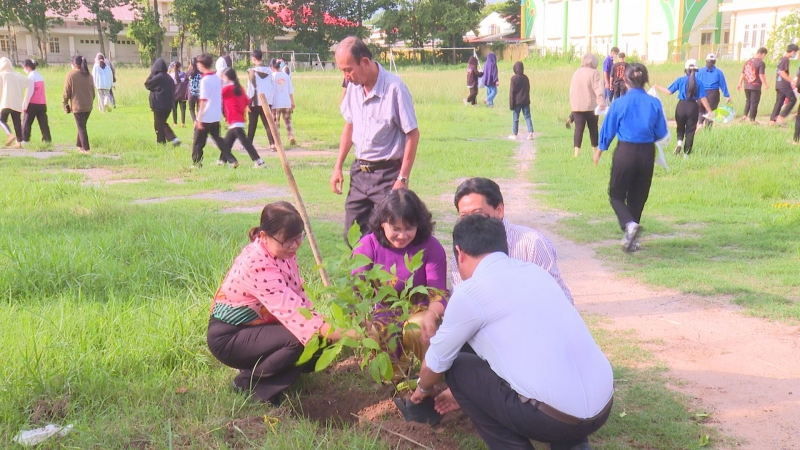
[
  {"xmin": 191, "ymin": 53, "xmax": 235, "ymax": 168},
  {"xmin": 411, "ymin": 215, "xmax": 614, "ymax": 450}
]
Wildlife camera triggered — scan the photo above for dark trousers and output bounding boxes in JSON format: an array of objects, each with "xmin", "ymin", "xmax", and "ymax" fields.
[
  {"xmin": 153, "ymin": 109, "xmax": 177, "ymax": 144},
  {"xmin": 188, "ymin": 95, "xmax": 199, "ymax": 122},
  {"xmin": 698, "ymin": 89, "xmax": 720, "ymax": 126},
  {"xmin": 446, "ymin": 351, "xmax": 611, "ymax": 450},
  {"xmin": 467, "ymin": 87, "xmax": 478, "ymax": 105},
  {"xmin": 192, "ymin": 122, "xmax": 235, "ymax": 164},
  {"xmin": 173, "ymin": 100, "xmax": 186, "ymax": 125},
  {"xmin": 247, "ymin": 106, "xmax": 275, "ymax": 146},
  {"xmin": 609, "ymin": 142, "xmax": 655, "ymax": 230},
  {"xmin": 344, "ymin": 159, "xmax": 401, "ymax": 240},
  {"xmin": 793, "ymin": 109, "xmax": 800, "ymax": 142},
  {"xmin": 572, "ymin": 111, "xmax": 598, "ymax": 148},
  {"xmin": 0, "ymin": 108, "xmax": 22, "ymax": 142},
  {"xmin": 74, "ymin": 111, "xmax": 91, "ymax": 150},
  {"xmin": 207, "ymin": 318, "xmax": 306, "ymax": 404},
  {"xmin": 612, "ymin": 84, "xmax": 627, "ymax": 100},
  {"xmin": 22, "ymin": 104, "xmax": 51, "ymax": 142},
  {"xmin": 743, "ymin": 89, "xmax": 762, "ymax": 121},
  {"xmin": 675, "ymin": 100, "xmax": 699, "ymax": 154},
  {"xmin": 770, "ymin": 87, "xmax": 796, "ymax": 121},
  {"xmin": 224, "ymin": 127, "xmax": 262, "ymax": 161}
]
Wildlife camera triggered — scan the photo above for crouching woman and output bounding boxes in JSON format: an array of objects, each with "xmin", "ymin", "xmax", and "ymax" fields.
[{"xmin": 207, "ymin": 201, "xmax": 344, "ymax": 405}]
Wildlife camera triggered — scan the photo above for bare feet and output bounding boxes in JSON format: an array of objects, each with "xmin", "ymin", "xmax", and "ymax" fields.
[
  {"xmin": 5, "ymin": 135, "xmax": 15, "ymax": 147},
  {"xmin": 434, "ymin": 388, "xmax": 461, "ymax": 415},
  {"xmin": 573, "ymin": 147, "xmax": 580, "ymax": 158}
]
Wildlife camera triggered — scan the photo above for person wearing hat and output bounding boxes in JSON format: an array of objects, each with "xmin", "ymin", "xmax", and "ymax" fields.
[
  {"xmin": 696, "ymin": 53, "xmax": 730, "ymax": 128},
  {"xmin": 769, "ymin": 44, "xmax": 799, "ymax": 126},
  {"xmin": 654, "ymin": 59, "xmax": 713, "ymax": 157}
]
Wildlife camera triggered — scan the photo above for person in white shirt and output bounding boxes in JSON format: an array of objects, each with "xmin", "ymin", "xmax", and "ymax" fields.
[
  {"xmin": 92, "ymin": 53, "xmax": 114, "ymax": 112},
  {"xmin": 191, "ymin": 54, "xmax": 236, "ymax": 168},
  {"xmin": 271, "ymin": 59, "xmax": 296, "ymax": 146},
  {"xmin": 411, "ymin": 214, "xmax": 614, "ymax": 450},
  {"xmin": 245, "ymin": 50, "xmax": 276, "ymax": 151},
  {"xmin": 450, "ymin": 177, "xmax": 573, "ymax": 304}
]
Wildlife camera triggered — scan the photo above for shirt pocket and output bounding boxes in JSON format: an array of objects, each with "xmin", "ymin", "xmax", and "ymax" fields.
[{"xmin": 366, "ymin": 117, "xmax": 395, "ymax": 147}]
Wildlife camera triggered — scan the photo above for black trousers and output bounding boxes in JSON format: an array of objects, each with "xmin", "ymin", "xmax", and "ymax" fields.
[
  {"xmin": 770, "ymin": 87, "xmax": 796, "ymax": 121},
  {"xmin": 22, "ymin": 104, "xmax": 51, "ymax": 142},
  {"xmin": 247, "ymin": 106, "xmax": 275, "ymax": 146},
  {"xmin": 612, "ymin": 84, "xmax": 627, "ymax": 99},
  {"xmin": 675, "ymin": 100, "xmax": 699, "ymax": 154},
  {"xmin": 446, "ymin": 351, "xmax": 611, "ymax": 450},
  {"xmin": 0, "ymin": 108, "xmax": 22, "ymax": 142},
  {"xmin": 608, "ymin": 141, "xmax": 655, "ymax": 230},
  {"xmin": 172, "ymin": 100, "xmax": 186, "ymax": 125},
  {"xmin": 743, "ymin": 89, "xmax": 762, "ymax": 121},
  {"xmin": 74, "ymin": 111, "xmax": 91, "ymax": 150},
  {"xmin": 572, "ymin": 111, "xmax": 598, "ymax": 148},
  {"xmin": 344, "ymin": 159, "xmax": 401, "ymax": 241},
  {"xmin": 192, "ymin": 122, "xmax": 235, "ymax": 164},
  {"xmin": 224, "ymin": 127, "xmax": 261, "ymax": 161},
  {"xmin": 188, "ymin": 95, "xmax": 199, "ymax": 122},
  {"xmin": 207, "ymin": 318, "xmax": 307, "ymax": 404},
  {"xmin": 698, "ymin": 89, "xmax": 720, "ymax": 126},
  {"xmin": 153, "ymin": 109, "xmax": 177, "ymax": 144},
  {"xmin": 467, "ymin": 87, "xmax": 478, "ymax": 105}
]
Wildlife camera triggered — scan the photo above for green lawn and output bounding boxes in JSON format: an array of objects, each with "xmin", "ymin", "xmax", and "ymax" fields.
[{"xmin": 1, "ymin": 59, "xmax": 783, "ymax": 448}]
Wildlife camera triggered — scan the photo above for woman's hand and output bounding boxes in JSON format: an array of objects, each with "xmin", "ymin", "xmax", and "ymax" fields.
[
  {"xmin": 420, "ymin": 309, "xmax": 441, "ymax": 346},
  {"xmin": 593, "ymin": 149, "xmax": 602, "ymax": 166}
]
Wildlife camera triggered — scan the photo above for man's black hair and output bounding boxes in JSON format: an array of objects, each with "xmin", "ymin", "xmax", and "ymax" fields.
[
  {"xmin": 251, "ymin": 49, "xmax": 263, "ymax": 61},
  {"xmin": 453, "ymin": 177, "xmax": 504, "ymax": 210},
  {"xmin": 453, "ymin": 215, "xmax": 508, "ymax": 258},
  {"xmin": 788, "ymin": 44, "xmax": 799, "ymax": 53},
  {"xmin": 340, "ymin": 36, "xmax": 373, "ymax": 62}
]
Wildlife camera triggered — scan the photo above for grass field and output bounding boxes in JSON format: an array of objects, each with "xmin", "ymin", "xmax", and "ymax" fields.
[{"xmin": 2, "ymin": 58, "xmax": 793, "ymax": 448}]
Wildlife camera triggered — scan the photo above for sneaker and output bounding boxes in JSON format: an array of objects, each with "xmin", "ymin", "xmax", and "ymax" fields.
[
  {"xmin": 216, "ymin": 160, "xmax": 225, "ymax": 166},
  {"xmin": 673, "ymin": 140, "xmax": 683, "ymax": 155},
  {"xmin": 172, "ymin": 138, "xmax": 181, "ymax": 147},
  {"xmin": 253, "ymin": 159, "xmax": 266, "ymax": 169},
  {"xmin": 508, "ymin": 134, "xmax": 517, "ymax": 140},
  {"xmin": 229, "ymin": 161, "xmax": 239, "ymax": 169},
  {"xmin": 683, "ymin": 153, "xmax": 689, "ymax": 159},
  {"xmin": 621, "ymin": 222, "xmax": 640, "ymax": 253},
  {"xmin": 629, "ymin": 241, "xmax": 641, "ymax": 252},
  {"xmin": 527, "ymin": 132, "xmax": 535, "ymax": 140}
]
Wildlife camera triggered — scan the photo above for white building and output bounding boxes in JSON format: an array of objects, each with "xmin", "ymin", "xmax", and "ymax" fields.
[
  {"xmin": 465, "ymin": 12, "xmax": 517, "ymax": 43},
  {"xmin": 721, "ymin": 0, "xmax": 800, "ymax": 60}
]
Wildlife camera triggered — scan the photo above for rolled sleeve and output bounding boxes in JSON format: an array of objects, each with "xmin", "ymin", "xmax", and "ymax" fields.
[
  {"xmin": 340, "ymin": 85, "xmax": 353, "ymax": 123},
  {"xmin": 424, "ymin": 290, "xmax": 483, "ymax": 374},
  {"xmin": 395, "ymin": 84, "xmax": 418, "ymax": 134}
]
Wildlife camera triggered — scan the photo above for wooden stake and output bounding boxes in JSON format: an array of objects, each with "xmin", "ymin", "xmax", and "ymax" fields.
[
  {"xmin": 350, "ymin": 413, "xmax": 434, "ymax": 450},
  {"xmin": 258, "ymin": 94, "xmax": 330, "ymax": 287}
]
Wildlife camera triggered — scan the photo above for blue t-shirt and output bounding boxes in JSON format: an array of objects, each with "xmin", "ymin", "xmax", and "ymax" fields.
[
  {"xmin": 667, "ymin": 75, "xmax": 707, "ymax": 101},
  {"xmin": 603, "ymin": 56, "xmax": 614, "ymax": 77},
  {"xmin": 599, "ymin": 88, "xmax": 668, "ymax": 151},
  {"xmin": 696, "ymin": 67, "xmax": 730, "ymax": 97}
]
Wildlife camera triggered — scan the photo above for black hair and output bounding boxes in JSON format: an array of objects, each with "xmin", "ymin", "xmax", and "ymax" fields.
[
  {"xmin": 624, "ymin": 63, "xmax": 649, "ymax": 89},
  {"xmin": 72, "ymin": 55, "xmax": 89, "ymax": 75},
  {"xmin": 271, "ymin": 59, "xmax": 281, "ymax": 70},
  {"xmin": 222, "ymin": 67, "xmax": 243, "ymax": 96},
  {"xmin": 788, "ymin": 44, "xmax": 799, "ymax": 53},
  {"xmin": 368, "ymin": 189, "xmax": 434, "ymax": 248},
  {"xmin": 249, "ymin": 201, "xmax": 305, "ymax": 242},
  {"xmin": 686, "ymin": 67, "xmax": 698, "ymax": 99},
  {"xmin": 757, "ymin": 47, "xmax": 768, "ymax": 55},
  {"xmin": 23, "ymin": 59, "xmax": 37, "ymax": 70},
  {"xmin": 196, "ymin": 54, "xmax": 213, "ymax": 71},
  {"xmin": 452, "ymin": 214, "xmax": 508, "ymax": 258},
  {"xmin": 251, "ymin": 49, "xmax": 263, "ymax": 61},
  {"xmin": 174, "ymin": 61, "xmax": 182, "ymax": 70},
  {"xmin": 341, "ymin": 36, "xmax": 373, "ymax": 62},
  {"xmin": 618, "ymin": 52, "xmax": 626, "ymax": 59},
  {"xmin": 187, "ymin": 57, "xmax": 199, "ymax": 77},
  {"xmin": 223, "ymin": 55, "xmax": 233, "ymax": 68},
  {"xmin": 610, "ymin": 47, "xmax": 620, "ymax": 54},
  {"xmin": 453, "ymin": 177, "xmax": 504, "ymax": 210}
]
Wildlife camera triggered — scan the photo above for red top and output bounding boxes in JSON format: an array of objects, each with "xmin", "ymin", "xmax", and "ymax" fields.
[{"xmin": 222, "ymin": 84, "xmax": 249, "ymax": 125}]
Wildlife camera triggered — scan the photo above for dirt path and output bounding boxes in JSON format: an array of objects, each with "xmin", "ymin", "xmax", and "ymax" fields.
[{"xmin": 497, "ymin": 138, "xmax": 800, "ymax": 450}]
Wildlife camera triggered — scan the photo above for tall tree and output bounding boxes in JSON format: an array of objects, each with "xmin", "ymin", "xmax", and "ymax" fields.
[
  {"xmin": 427, "ymin": 0, "xmax": 483, "ymax": 62},
  {"xmin": 375, "ymin": 0, "xmax": 430, "ymax": 52},
  {"xmin": 171, "ymin": 0, "xmax": 222, "ymax": 53},
  {"xmin": 79, "ymin": 0, "xmax": 131, "ymax": 57},
  {"xmin": 127, "ymin": 4, "xmax": 165, "ymax": 64},
  {"xmin": 219, "ymin": 0, "xmax": 281, "ymax": 53},
  {"xmin": 766, "ymin": 9, "xmax": 800, "ymax": 62},
  {"xmin": 12, "ymin": 0, "xmax": 79, "ymax": 62},
  {"xmin": 0, "ymin": 2, "xmax": 20, "ymax": 64}
]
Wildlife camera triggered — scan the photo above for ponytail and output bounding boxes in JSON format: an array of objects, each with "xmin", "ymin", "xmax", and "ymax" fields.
[
  {"xmin": 624, "ymin": 63, "xmax": 649, "ymax": 89},
  {"xmin": 222, "ymin": 67, "xmax": 243, "ymax": 97},
  {"xmin": 73, "ymin": 55, "xmax": 89, "ymax": 75},
  {"xmin": 686, "ymin": 69, "xmax": 698, "ymax": 99}
]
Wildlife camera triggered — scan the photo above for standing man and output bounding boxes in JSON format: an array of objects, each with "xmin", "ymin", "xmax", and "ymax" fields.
[
  {"xmin": 769, "ymin": 44, "xmax": 799, "ymax": 126},
  {"xmin": 610, "ymin": 52, "xmax": 630, "ymax": 100},
  {"xmin": 246, "ymin": 50, "xmax": 276, "ymax": 151},
  {"xmin": 411, "ymin": 215, "xmax": 614, "ymax": 450},
  {"xmin": 330, "ymin": 36, "xmax": 420, "ymax": 239},
  {"xmin": 737, "ymin": 47, "xmax": 769, "ymax": 123},
  {"xmin": 603, "ymin": 47, "xmax": 619, "ymax": 103},
  {"xmin": 696, "ymin": 53, "xmax": 730, "ymax": 129}
]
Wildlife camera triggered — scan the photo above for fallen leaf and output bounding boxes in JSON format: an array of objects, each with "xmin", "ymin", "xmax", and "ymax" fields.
[
  {"xmin": 619, "ymin": 411, "xmax": 627, "ymax": 418},
  {"xmin": 175, "ymin": 387, "xmax": 188, "ymax": 394}
]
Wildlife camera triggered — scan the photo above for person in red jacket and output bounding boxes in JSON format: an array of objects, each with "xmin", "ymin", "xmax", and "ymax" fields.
[{"xmin": 221, "ymin": 67, "xmax": 265, "ymax": 168}]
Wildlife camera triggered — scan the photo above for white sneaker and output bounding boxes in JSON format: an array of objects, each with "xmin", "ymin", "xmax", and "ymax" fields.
[
  {"xmin": 253, "ymin": 159, "xmax": 266, "ymax": 169},
  {"xmin": 172, "ymin": 138, "xmax": 181, "ymax": 146},
  {"xmin": 508, "ymin": 134, "xmax": 517, "ymax": 140},
  {"xmin": 683, "ymin": 153, "xmax": 688, "ymax": 159},
  {"xmin": 216, "ymin": 160, "xmax": 225, "ymax": 166},
  {"xmin": 674, "ymin": 140, "xmax": 683, "ymax": 155},
  {"xmin": 621, "ymin": 222, "xmax": 640, "ymax": 253}
]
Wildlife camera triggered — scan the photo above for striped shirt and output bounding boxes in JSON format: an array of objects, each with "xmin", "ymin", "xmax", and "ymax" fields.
[{"xmin": 450, "ymin": 218, "xmax": 573, "ymax": 304}]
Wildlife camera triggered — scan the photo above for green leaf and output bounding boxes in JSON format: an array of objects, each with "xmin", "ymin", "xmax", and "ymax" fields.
[
  {"xmin": 368, "ymin": 358, "xmax": 382, "ymax": 383},
  {"xmin": 340, "ymin": 336, "xmax": 359, "ymax": 348},
  {"xmin": 395, "ymin": 379, "xmax": 417, "ymax": 392},
  {"xmin": 405, "ymin": 249, "xmax": 425, "ymax": 273},
  {"xmin": 377, "ymin": 353, "xmax": 394, "ymax": 381},
  {"xmin": 619, "ymin": 411, "xmax": 627, "ymax": 418},
  {"xmin": 362, "ymin": 337, "xmax": 381, "ymax": 351},
  {"xmin": 296, "ymin": 336, "xmax": 322, "ymax": 367},
  {"xmin": 699, "ymin": 435, "xmax": 710, "ymax": 447},
  {"xmin": 329, "ymin": 303, "xmax": 344, "ymax": 323},
  {"xmin": 314, "ymin": 344, "xmax": 343, "ymax": 371},
  {"xmin": 297, "ymin": 307, "xmax": 312, "ymax": 320},
  {"xmin": 347, "ymin": 223, "xmax": 362, "ymax": 248}
]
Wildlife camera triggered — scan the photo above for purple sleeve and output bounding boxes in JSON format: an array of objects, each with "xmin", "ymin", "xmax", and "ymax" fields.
[
  {"xmin": 603, "ymin": 57, "xmax": 613, "ymax": 75},
  {"xmin": 423, "ymin": 237, "xmax": 448, "ymax": 291},
  {"xmin": 351, "ymin": 234, "xmax": 376, "ymax": 276}
]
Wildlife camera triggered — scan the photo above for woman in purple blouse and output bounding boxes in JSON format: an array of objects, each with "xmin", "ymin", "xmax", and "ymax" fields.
[{"xmin": 352, "ymin": 189, "xmax": 447, "ymax": 368}]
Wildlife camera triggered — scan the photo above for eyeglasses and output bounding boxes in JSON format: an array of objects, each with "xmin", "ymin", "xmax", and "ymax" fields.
[{"xmin": 271, "ymin": 232, "xmax": 306, "ymax": 248}]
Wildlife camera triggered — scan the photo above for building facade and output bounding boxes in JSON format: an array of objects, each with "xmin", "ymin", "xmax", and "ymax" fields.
[
  {"xmin": 521, "ymin": 0, "xmax": 737, "ymax": 62},
  {"xmin": 721, "ymin": 0, "xmax": 800, "ymax": 60}
]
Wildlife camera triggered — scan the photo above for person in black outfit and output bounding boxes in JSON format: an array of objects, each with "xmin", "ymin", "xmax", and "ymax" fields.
[
  {"xmin": 508, "ymin": 61, "xmax": 534, "ymax": 140},
  {"xmin": 737, "ymin": 47, "xmax": 769, "ymax": 123},
  {"xmin": 769, "ymin": 44, "xmax": 799, "ymax": 126},
  {"xmin": 171, "ymin": 61, "xmax": 188, "ymax": 127},
  {"xmin": 610, "ymin": 53, "xmax": 630, "ymax": 100},
  {"xmin": 465, "ymin": 56, "xmax": 483, "ymax": 106},
  {"xmin": 144, "ymin": 58, "xmax": 180, "ymax": 145}
]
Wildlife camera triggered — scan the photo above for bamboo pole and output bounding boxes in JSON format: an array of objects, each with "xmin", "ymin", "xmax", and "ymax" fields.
[{"xmin": 258, "ymin": 94, "xmax": 330, "ymax": 287}]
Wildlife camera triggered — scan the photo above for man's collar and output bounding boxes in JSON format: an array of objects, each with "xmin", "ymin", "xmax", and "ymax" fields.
[{"xmin": 365, "ymin": 62, "xmax": 387, "ymax": 99}]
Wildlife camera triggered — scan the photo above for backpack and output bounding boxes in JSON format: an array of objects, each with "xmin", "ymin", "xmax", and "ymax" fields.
[{"xmin": 743, "ymin": 59, "xmax": 758, "ymax": 84}]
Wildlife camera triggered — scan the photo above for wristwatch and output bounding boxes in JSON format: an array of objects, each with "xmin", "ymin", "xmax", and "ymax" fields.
[{"xmin": 397, "ymin": 176, "xmax": 409, "ymax": 184}]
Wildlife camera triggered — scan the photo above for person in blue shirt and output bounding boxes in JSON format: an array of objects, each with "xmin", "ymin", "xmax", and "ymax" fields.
[
  {"xmin": 696, "ymin": 54, "xmax": 730, "ymax": 129},
  {"xmin": 654, "ymin": 59, "xmax": 713, "ymax": 156},
  {"xmin": 603, "ymin": 47, "xmax": 619, "ymax": 103},
  {"xmin": 595, "ymin": 63, "xmax": 668, "ymax": 253}
]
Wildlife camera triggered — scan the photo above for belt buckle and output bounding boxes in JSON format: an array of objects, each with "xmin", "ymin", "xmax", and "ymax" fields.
[{"xmin": 359, "ymin": 164, "xmax": 371, "ymax": 173}]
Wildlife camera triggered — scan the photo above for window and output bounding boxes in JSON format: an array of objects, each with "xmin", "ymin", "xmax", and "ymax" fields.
[
  {"xmin": 760, "ymin": 24, "xmax": 767, "ymax": 48},
  {"xmin": 743, "ymin": 25, "xmax": 749, "ymax": 48},
  {"xmin": 751, "ymin": 25, "xmax": 757, "ymax": 48},
  {"xmin": 49, "ymin": 37, "xmax": 60, "ymax": 54},
  {"xmin": 489, "ymin": 24, "xmax": 500, "ymax": 35},
  {"xmin": 701, "ymin": 32, "xmax": 713, "ymax": 45},
  {"xmin": 724, "ymin": 31, "xmax": 730, "ymax": 44},
  {"xmin": 0, "ymin": 35, "xmax": 10, "ymax": 52}
]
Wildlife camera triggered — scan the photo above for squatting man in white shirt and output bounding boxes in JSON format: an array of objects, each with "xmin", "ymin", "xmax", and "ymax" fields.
[{"xmin": 411, "ymin": 214, "xmax": 615, "ymax": 450}]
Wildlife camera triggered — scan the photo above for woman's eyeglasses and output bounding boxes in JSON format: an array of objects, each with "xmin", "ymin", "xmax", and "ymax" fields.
[{"xmin": 271, "ymin": 232, "xmax": 306, "ymax": 248}]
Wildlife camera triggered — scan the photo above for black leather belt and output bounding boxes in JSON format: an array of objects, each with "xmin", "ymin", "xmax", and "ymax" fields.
[
  {"xmin": 356, "ymin": 159, "xmax": 401, "ymax": 173},
  {"xmin": 519, "ymin": 395, "xmax": 613, "ymax": 427}
]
